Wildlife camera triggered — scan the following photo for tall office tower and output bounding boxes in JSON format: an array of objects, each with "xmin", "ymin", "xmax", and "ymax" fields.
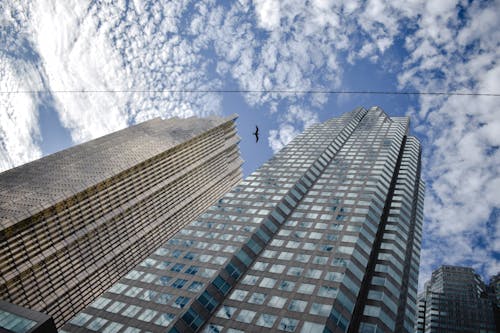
[
  {"xmin": 63, "ymin": 106, "xmax": 424, "ymax": 333},
  {"xmin": 415, "ymin": 265, "xmax": 497, "ymax": 333},
  {"xmin": 0, "ymin": 115, "xmax": 242, "ymax": 328}
]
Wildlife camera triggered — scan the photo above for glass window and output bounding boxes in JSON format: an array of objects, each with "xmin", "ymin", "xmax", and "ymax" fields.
[
  {"xmin": 90, "ymin": 297, "xmax": 111, "ymax": 309},
  {"xmin": 155, "ymin": 293, "xmax": 172, "ymax": 304},
  {"xmin": 287, "ymin": 267, "xmax": 303, "ymax": 276},
  {"xmin": 268, "ymin": 296, "xmax": 287, "ymax": 308},
  {"xmin": 262, "ymin": 250, "xmax": 277, "ymax": 258},
  {"xmin": 288, "ymin": 299, "xmax": 307, "ymax": 312},
  {"xmin": 295, "ymin": 254, "xmax": 311, "ymax": 263},
  {"xmin": 200, "ymin": 268, "xmax": 216, "ymax": 278},
  {"xmin": 305, "ymin": 269, "xmax": 322, "ymax": 279},
  {"xmin": 269, "ymin": 264, "xmax": 286, "ymax": 274},
  {"xmin": 155, "ymin": 313, "xmax": 175, "ymax": 327},
  {"xmin": 138, "ymin": 309, "xmax": 158, "ymax": 322},
  {"xmin": 87, "ymin": 317, "xmax": 108, "ymax": 331},
  {"xmin": 256, "ymin": 314, "xmax": 277, "ymax": 328},
  {"xmin": 242, "ymin": 275, "xmax": 259, "ymax": 285},
  {"xmin": 230, "ymin": 289, "xmax": 248, "ymax": 301},
  {"xmin": 248, "ymin": 292, "xmax": 266, "ymax": 305},
  {"xmin": 278, "ymin": 280, "xmax": 295, "ymax": 292},
  {"xmin": 173, "ymin": 296, "xmax": 190, "ymax": 309},
  {"xmin": 125, "ymin": 287, "xmax": 143, "ymax": 298},
  {"xmin": 278, "ymin": 252, "xmax": 293, "ymax": 260},
  {"xmin": 172, "ymin": 279, "xmax": 187, "ymax": 289},
  {"xmin": 260, "ymin": 277, "xmax": 277, "ymax": 288},
  {"xmin": 318, "ymin": 286, "xmax": 338, "ymax": 298},
  {"xmin": 171, "ymin": 263, "xmax": 185, "ymax": 272},
  {"xmin": 310, "ymin": 303, "xmax": 332, "ymax": 317},
  {"xmin": 216, "ymin": 306, "xmax": 236, "ymax": 319},
  {"xmin": 186, "ymin": 266, "xmax": 200, "ymax": 275},
  {"xmin": 297, "ymin": 283, "xmax": 315, "ymax": 294},
  {"xmin": 107, "ymin": 301, "xmax": 126, "ymax": 313},
  {"xmin": 102, "ymin": 322, "xmax": 123, "ymax": 333},
  {"xmin": 70, "ymin": 313, "xmax": 92, "ymax": 326},
  {"xmin": 300, "ymin": 321, "xmax": 325, "ymax": 333},
  {"xmin": 279, "ymin": 317, "xmax": 299, "ymax": 332},
  {"xmin": 122, "ymin": 305, "xmax": 142, "ymax": 318},
  {"xmin": 156, "ymin": 276, "xmax": 172, "ymax": 286},
  {"xmin": 252, "ymin": 261, "xmax": 269, "ymax": 271},
  {"xmin": 187, "ymin": 281, "xmax": 204, "ymax": 293},
  {"xmin": 236, "ymin": 310, "xmax": 256, "ymax": 323}
]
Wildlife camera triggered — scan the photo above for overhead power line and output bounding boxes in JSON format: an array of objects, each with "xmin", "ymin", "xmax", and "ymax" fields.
[{"xmin": 0, "ymin": 89, "xmax": 499, "ymax": 96}]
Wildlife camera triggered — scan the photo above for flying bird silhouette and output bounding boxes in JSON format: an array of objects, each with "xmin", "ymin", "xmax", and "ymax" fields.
[{"xmin": 253, "ymin": 125, "xmax": 259, "ymax": 143}]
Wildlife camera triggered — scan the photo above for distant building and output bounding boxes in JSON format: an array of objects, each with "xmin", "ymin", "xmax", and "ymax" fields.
[
  {"xmin": 64, "ymin": 107, "xmax": 425, "ymax": 333},
  {"xmin": 416, "ymin": 265, "xmax": 497, "ymax": 333},
  {"xmin": 0, "ymin": 115, "xmax": 242, "ymax": 327},
  {"xmin": 488, "ymin": 273, "xmax": 500, "ymax": 329}
]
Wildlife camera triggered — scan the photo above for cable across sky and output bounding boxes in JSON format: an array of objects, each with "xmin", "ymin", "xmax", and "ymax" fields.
[{"xmin": 0, "ymin": 89, "xmax": 499, "ymax": 96}]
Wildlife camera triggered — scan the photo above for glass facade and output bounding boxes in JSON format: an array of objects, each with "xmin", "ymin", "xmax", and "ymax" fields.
[
  {"xmin": 0, "ymin": 115, "xmax": 242, "ymax": 328},
  {"xmin": 64, "ymin": 107, "xmax": 424, "ymax": 333},
  {"xmin": 416, "ymin": 265, "xmax": 497, "ymax": 333}
]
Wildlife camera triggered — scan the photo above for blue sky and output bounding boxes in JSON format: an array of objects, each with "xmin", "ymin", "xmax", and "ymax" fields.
[{"xmin": 1, "ymin": 0, "xmax": 499, "ymax": 288}]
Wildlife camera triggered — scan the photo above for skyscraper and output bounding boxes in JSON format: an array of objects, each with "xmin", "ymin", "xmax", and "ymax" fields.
[
  {"xmin": 0, "ymin": 115, "xmax": 242, "ymax": 328},
  {"xmin": 416, "ymin": 265, "xmax": 497, "ymax": 333},
  {"xmin": 64, "ymin": 106, "xmax": 424, "ymax": 333}
]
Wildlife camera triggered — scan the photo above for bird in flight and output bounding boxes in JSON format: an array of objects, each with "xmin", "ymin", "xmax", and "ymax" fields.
[{"xmin": 253, "ymin": 125, "xmax": 259, "ymax": 143}]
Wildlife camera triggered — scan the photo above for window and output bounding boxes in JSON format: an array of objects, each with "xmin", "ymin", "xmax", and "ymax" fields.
[
  {"xmin": 156, "ymin": 276, "xmax": 171, "ymax": 286},
  {"xmin": 236, "ymin": 310, "xmax": 256, "ymax": 323},
  {"xmin": 318, "ymin": 286, "xmax": 338, "ymax": 298},
  {"xmin": 155, "ymin": 313, "xmax": 175, "ymax": 327},
  {"xmin": 107, "ymin": 301, "xmax": 126, "ymax": 313},
  {"xmin": 288, "ymin": 299, "xmax": 307, "ymax": 312},
  {"xmin": 230, "ymin": 289, "xmax": 248, "ymax": 301},
  {"xmin": 297, "ymin": 283, "xmax": 315, "ymax": 294},
  {"xmin": 122, "ymin": 305, "xmax": 142, "ymax": 318},
  {"xmin": 268, "ymin": 296, "xmax": 287, "ymax": 308},
  {"xmin": 310, "ymin": 303, "xmax": 332, "ymax": 317},
  {"xmin": 216, "ymin": 306, "xmax": 236, "ymax": 319},
  {"xmin": 186, "ymin": 266, "xmax": 200, "ymax": 275},
  {"xmin": 269, "ymin": 264, "xmax": 286, "ymax": 274},
  {"xmin": 172, "ymin": 279, "xmax": 187, "ymax": 289},
  {"xmin": 174, "ymin": 296, "xmax": 190, "ymax": 309},
  {"xmin": 138, "ymin": 309, "xmax": 158, "ymax": 322},
  {"xmin": 155, "ymin": 293, "xmax": 172, "ymax": 304},
  {"xmin": 87, "ymin": 317, "xmax": 108, "ymax": 331},
  {"xmin": 256, "ymin": 314, "xmax": 277, "ymax": 328},
  {"xmin": 287, "ymin": 267, "xmax": 303, "ymax": 277},
  {"xmin": 278, "ymin": 280, "xmax": 295, "ymax": 291},
  {"xmin": 187, "ymin": 281, "xmax": 204, "ymax": 293},
  {"xmin": 171, "ymin": 263, "xmax": 185, "ymax": 272},
  {"xmin": 248, "ymin": 293, "xmax": 266, "ymax": 305},
  {"xmin": 279, "ymin": 318, "xmax": 299, "ymax": 332},
  {"xmin": 259, "ymin": 277, "xmax": 277, "ymax": 288},
  {"xmin": 242, "ymin": 275, "xmax": 259, "ymax": 285}
]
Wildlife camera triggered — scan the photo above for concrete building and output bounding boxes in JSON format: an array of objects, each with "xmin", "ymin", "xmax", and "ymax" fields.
[
  {"xmin": 64, "ymin": 107, "xmax": 424, "ymax": 333},
  {"xmin": 0, "ymin": 115, "xmax": 242, "ymax": 328},
  {"xmin": 416, "ymin": 265, "xmax": 497, "ymax": 333}
]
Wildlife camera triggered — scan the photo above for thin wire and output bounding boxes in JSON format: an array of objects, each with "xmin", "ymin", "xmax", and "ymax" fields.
[{"xmin": 0, "ymin": 89, "xmax": 498, "ymax": 96}]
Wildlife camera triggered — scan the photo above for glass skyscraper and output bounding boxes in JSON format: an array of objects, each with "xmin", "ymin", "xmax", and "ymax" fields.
[
  {"xmin": 64, "ymin": 106, "xmax": 424, "ymax": 333},
  {"xmin": 416, "ymin": 265, "xmax": 497, "ymax": 333},
  {"xmin": 0, "ymin": 115, "xmax": 242, "ymax": 328}
]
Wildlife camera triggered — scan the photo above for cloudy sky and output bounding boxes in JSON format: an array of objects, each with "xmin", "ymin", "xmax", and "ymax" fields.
[{"xmin": 1, "ymin": 0, "xmax": 499, "ymax": 287}]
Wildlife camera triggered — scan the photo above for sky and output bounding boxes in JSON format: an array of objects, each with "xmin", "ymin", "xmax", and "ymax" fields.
[{"xmin": 0, "ymin": 0, "xmax": 499, "ymax": 288}]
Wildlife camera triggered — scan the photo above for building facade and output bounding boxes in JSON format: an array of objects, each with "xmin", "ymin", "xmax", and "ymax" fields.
[
  {"xmin": 63, "ymin": 106, "xmax": 424, "ymax": 333},
  {"xmin": 0, "ymin": 115, "xmax": 242, "ymax": 328},
  {"xmin": 416, "ymin": 265, "xmax": 497, "ymax": 333}
]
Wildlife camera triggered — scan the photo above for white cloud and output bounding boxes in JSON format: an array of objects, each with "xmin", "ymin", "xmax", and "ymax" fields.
[{"xmin": 253, "ymin": 0, "xmax": 280, "ymax": 30}]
